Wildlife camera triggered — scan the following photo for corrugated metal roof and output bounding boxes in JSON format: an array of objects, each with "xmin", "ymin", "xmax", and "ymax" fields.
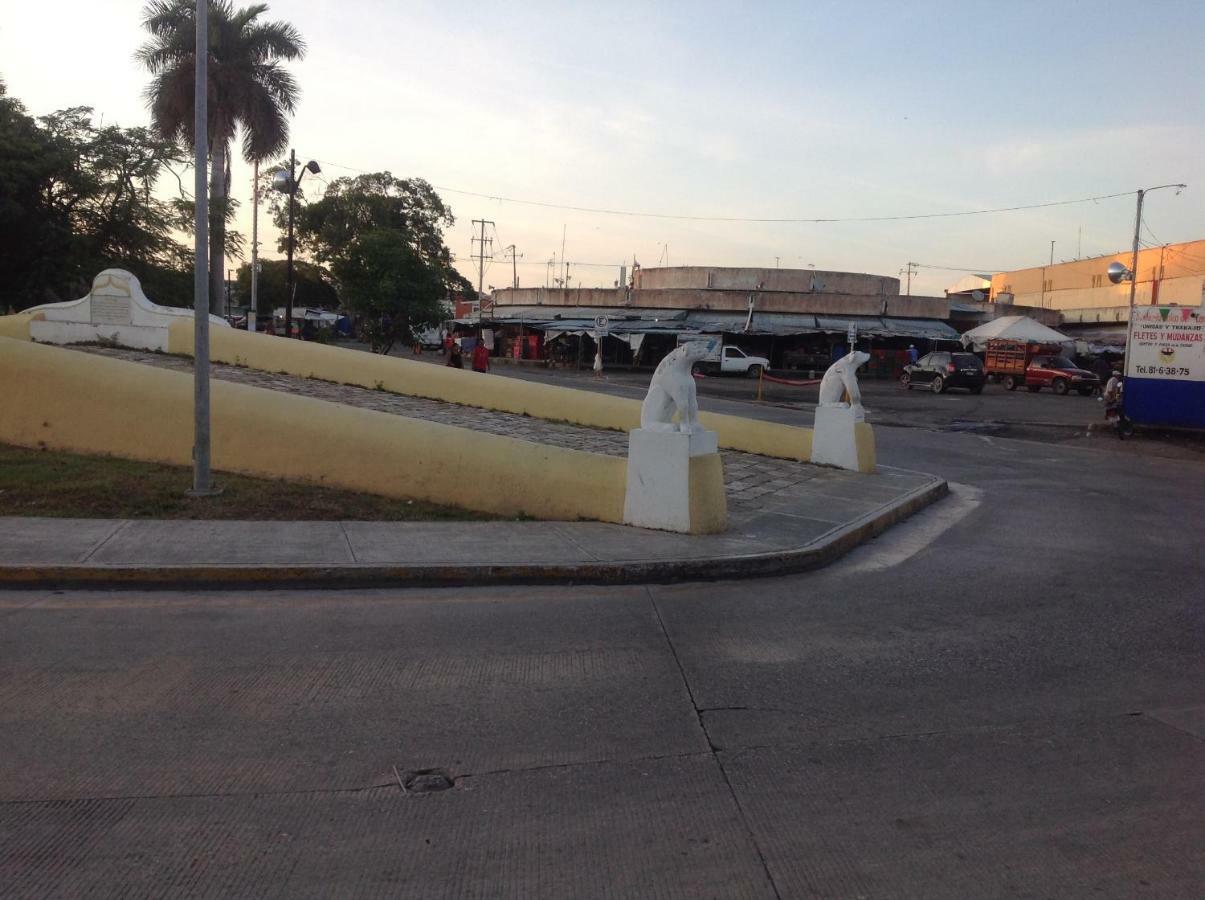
[
  {"xmin": 878, "ymin": 318, "xmax": 962, "ymax": 340},
  {"xmin": 470, "ymin": 309, "xmax": 960, "ymax": 340},
  {"xmin": 683, "ymin": 311, "xmax": 823, "ymax": 334},
  {"xmin": 490, "ymin": 306, "xmax": 688, "ymax": 321},
  {"xmin": 815, "ymin": 315, "xmax": 893, "ymax": 337}
]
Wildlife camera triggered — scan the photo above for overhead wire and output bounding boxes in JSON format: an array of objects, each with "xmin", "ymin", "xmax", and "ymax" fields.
[
  {"xmin": 314, "ymin": 158, "xmax": 1135, "ymax": 226},
  {"xmin": 911, "ymin": 262, "xmax": 1002, "ymax": 273}
]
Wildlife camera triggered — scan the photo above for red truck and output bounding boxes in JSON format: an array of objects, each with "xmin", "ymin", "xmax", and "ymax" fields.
[{"xmin": 984, "ymin": 340, "xmax": 1099, "ymax": 395}]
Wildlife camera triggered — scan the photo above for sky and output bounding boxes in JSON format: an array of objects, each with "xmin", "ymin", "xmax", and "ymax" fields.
[{"xmin": 3, "ymin": 0, "xmax": 1204, "ymax": 296}]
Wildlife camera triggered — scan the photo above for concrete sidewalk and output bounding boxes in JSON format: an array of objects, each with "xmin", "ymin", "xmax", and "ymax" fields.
[{"xmin": 0, "ymin": 466, "xmax": 945, "ymax": 588}]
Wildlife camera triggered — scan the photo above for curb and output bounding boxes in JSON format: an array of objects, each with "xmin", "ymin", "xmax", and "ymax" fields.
[{"xmin": 0, "ymin": 478, "xmax": 948, "ymax": 590}]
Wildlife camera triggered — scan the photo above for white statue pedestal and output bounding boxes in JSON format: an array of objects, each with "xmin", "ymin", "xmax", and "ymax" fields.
[
  {"xmin": 810, "ymin": 405, "xmax": 876, "ymax": 473},
  {"xmin": 623, "ymin": 428, "xmax": 727, "ymax": 534}
]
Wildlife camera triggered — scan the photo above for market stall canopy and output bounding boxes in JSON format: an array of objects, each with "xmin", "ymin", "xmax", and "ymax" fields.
[
  {"xmin": 959, "ymin": 315, "xmax": 1072, "ymax": 350},
  {"xmin": 472, "ymin": 308, "xmax": 960, "ymax": 341}
]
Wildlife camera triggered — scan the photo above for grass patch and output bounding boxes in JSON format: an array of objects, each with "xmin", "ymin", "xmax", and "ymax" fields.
[{"xmin": 0, "ymin": 443, "xmax": 496, "ymax": 521}]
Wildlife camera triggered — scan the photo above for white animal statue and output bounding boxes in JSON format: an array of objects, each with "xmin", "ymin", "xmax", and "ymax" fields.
[
  {"xmin": 640, "ymin": 339, "xmax": 716, "ymax": 432},
  {"xmin": 818, "ymin": 350, "xmax": 871, "ymax": 411}
]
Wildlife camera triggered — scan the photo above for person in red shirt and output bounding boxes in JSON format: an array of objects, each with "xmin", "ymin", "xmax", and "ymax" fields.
[{"xmin": 472, "ymin": 341, "xmax": 490, "ymax": 373}]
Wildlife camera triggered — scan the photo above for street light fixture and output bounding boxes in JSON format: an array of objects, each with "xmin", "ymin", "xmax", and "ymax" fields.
[
  {"xmin": 1106, "ymin": 261, "xmax": 1132, "ymax": 285},
  {"xmin": 272, "ymin": 151, "xmax": 320, "ymax": 337}
]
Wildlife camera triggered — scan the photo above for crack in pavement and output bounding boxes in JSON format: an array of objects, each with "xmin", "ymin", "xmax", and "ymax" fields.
[
  {"xmin": 0, "ymin": 749, "xmax": 715, "ymax": 807},
  {"xmin": 644, "ymin": 585, "xmax": 784, "ymax": 900},
  {"xmin": 456, "ymin": 749, "xmax": 711, "ymax": 784}
]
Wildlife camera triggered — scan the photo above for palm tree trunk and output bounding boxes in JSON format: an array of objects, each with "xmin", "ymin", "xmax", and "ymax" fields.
[{"xmin": 209, "ymin": 140, "xmax": 228, "ymax": 316}]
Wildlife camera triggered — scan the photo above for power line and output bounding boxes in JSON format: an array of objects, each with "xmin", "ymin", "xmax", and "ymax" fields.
[
  {"xmin": 314, "ymin": 158, "xmax": 1134, "ymax": 225},
  {"xmin": 912, "ymin": 262, "xmax": 1002, "ymax": 273},
  {"xmin": 436, "ymin": 187, "xmax": 1138, "ymax": 225}
]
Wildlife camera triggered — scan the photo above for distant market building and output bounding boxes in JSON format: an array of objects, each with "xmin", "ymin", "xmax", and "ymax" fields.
[{"xmin": 467, "ymin": 265, "xmax": 1025, "ymax": 376}]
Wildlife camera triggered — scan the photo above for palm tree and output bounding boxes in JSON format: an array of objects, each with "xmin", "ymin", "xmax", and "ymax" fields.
[{"xmin": 138, "ymin": 0, "xmax": 304, "ymax": 314}]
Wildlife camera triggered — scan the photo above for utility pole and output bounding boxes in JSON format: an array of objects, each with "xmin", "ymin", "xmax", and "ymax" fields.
[
  {"xmin": 1050, "ymin": 240, "xmax": 1056, "ymax": 265},
  {"xmin": 1127, "ymin": 192, "xmax": 1145, "ymax": 315},
  {"xmin": 467, "ymin": 220, "xmax": 491, "ymax": 293},
  {"xmin": 560, "ymin": 224, "xmax": 567, "ymax": 288},
  {"xmin": 285, "ymin": 149, "xmax": 296, "ymax": 337},
  {"xmin": 1121, "ymin": 184, "xmax": 1187, "ymax": 377},
  {"xmin": 471, "ymin": 219, "xmax": 494, "ymax": 332},
  {"xmin": 900, "ymin": 261, "xmax": 918, "ymax": 296},
  {"xmin": 502, "ymin": 244, "xmax": 521, "ymax": 288}
]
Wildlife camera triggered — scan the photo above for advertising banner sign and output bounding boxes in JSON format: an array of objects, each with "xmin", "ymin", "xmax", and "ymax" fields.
[
  {"xmin": 1126, "ymin": 306, "xmax": 1204, "ymax": 382},
  {"xmin": 1124, "ymin": 305, "xmax": 1205, "ymax": 429}
]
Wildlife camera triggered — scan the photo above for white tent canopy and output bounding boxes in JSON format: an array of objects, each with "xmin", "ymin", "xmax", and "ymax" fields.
[{"xmin": 960, "ymin": 315, "xmax": 1072, "ymax": 350}]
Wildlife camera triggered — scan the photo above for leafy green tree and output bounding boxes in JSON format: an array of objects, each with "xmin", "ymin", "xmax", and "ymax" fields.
[
  {"xmin": 331, "ymin": 229, "xmax": 448, "ymax": 354},
  {"xmin": 0, "ymin": 82, "xmax": 192, "ymax": 309},
  {"xmin": 0, "ymin": 78, "xmax": 66, "ymax": 310},
  {"xmin": 234, "ymin": 258, "xmax": 337, "ymax": 314},
  {"xmin": 39, "ymin": 109, "xmax": 191, "ymax": 273},
  {"xmin": 138, "ymin": 0, "xmax": 304, "ymax": 315},
  {"xmin": 281, "ymin": 173, "xmax": 454, "ymax": 270},
  {"xmin": 270, "ymin": 171, "xmax": 465, "ymax": 351}
]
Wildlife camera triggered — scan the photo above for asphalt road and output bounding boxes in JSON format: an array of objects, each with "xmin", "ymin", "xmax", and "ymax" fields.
[{"xmin": 2, "ymin": 369, "xmax": 1203, "ymax": 897}]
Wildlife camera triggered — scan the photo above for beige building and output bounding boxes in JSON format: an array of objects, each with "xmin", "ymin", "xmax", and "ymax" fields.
[{"xmin": 990, "ymin": 240, "xmax": 1205, "ymax": 313}]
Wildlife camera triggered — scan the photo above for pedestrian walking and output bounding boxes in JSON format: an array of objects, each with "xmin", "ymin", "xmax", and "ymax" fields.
[
  {"xmin": 447, "ymin": 345, "xmax": 463, "ymax": 368},
  {"xmin": 907, "ymin": 344, "xmax": 919, "ymax": 365},
  {"xmin": 472, "ymin": 341, "xmax": 490, "ymax": 373}
]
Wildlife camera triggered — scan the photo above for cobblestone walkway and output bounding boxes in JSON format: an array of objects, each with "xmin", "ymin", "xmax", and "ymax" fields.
[{"xmin": 75, "ymin": 347, "xmax": 827, "ymax": 517}]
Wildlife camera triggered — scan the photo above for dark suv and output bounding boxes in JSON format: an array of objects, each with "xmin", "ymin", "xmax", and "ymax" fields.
[{"xmin": 901, "ymin": 351, "xmax": 986, "ymax": 394}]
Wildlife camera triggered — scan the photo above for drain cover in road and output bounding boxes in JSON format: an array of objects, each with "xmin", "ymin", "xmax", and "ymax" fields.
[{"xmin": 399, "ymin": 768, "xmax": 455, "ymax": 793}]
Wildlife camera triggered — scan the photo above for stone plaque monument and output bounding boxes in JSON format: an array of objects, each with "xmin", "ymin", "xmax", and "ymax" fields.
[{"xmin": 23, "ymin": 269, "xmax": 227, "ymax": 351}]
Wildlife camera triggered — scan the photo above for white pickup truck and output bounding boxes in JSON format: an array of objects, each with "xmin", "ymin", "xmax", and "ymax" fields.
[{"xmin": 681, "ymin": 338, "xmax": 771, "ymax": 377}]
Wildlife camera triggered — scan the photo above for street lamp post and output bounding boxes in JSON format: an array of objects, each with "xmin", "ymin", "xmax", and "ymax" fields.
[
  {"xmin": 189, "ymin": 0, "xmax": 218, "ymax": 496},
  {"xmin": 1110, "ymin": 184, "xmax": 1187, "ymax": 377},
  {"xmin": 250, "ymin": 160, "xmax": 259, "ymax": 332},
  {"xmin": 273, "ymin": 150, "xmax": 320, "ymax": 338}
]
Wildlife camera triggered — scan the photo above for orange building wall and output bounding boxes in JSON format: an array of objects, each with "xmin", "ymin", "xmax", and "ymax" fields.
[{"xmin": 990, "ymin": 240, "xmax": 1205, "ymax": 310}]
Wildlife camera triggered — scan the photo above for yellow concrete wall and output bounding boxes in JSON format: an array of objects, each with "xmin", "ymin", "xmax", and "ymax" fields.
[
  {"xmin": 0, "ymin": 312, "xmax": 38, "ymax": 340},
  {"xmin": 167, "ymin": 319, "xmax": 817, "ymax": 461},
  {"xmin": 0, "ymin": 337, "xmax": 628, "ymax": 523}
]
